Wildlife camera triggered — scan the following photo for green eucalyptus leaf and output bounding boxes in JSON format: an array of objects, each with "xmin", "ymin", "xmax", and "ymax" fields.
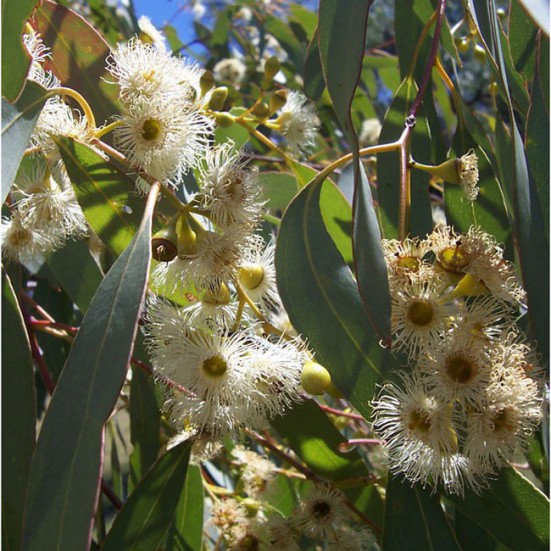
[
  {"xmin": 1, "ymin": 81, "xmax": 47, "ymax": 203},
  {"xmin": 516, "ymin": 0, "xmax": 550, "ymax": 36},
  {"xmin": 33, "ymin": 0, "xmax": 120, "ymax": 125},
  {"xmin": 304, "ymin": 28, "xmax": 325, "ymax": 101},
  {"xmin": 276, "ymin": 177, "xmax": 398, "ymax": 418},
  {"xmin": 56, "ymin": 137, "xmax": 146, "ymax": 256},
  {"xmin": 21, "ymin": 188, "xmax": 155, "ymax": 551},
  {"xmin": 265, "ymin": 15, "xmax": 306, "ymax": 72},
  {"xmin": 128, "ymin": 364, "xmax": 161, "ymax": 493},
  {"xmin": 448, "ymin": 468, "xmax": 550, "ymax": 551},
  {"xmin": 383, "ymin": 477, "xmax": 461, "ymax": 551},
  {"xmin": 2, "ymin": 268, "xmax": 36, "ymax": 551},
  {"xmin": 258, "ymin": 172, "xmax": 298, "ymax": 211},
  {"xmin": 525, "ymin": 60, "xmax": 549, "ymax": 239},
  {"xmin": 46, "ymin": 239, "xmax": 104, "ymax": 313},
  {"xmin": 164, "ymin": 465, "xmax": 204, "ymax": 551},
  {"xmin": 509, "ymin": 0, "xmax": 538, "ymax": 81},
  {"xmin": 1, "ymin": 0, "xmax": 37, "ymax": 102},
  {"xmin": 352, "ymin": 162, "xmax": 391, "ymax": 341},
  {"xmin": 102, "ymin": 441, "xmax": 192, "ymax": 551}
]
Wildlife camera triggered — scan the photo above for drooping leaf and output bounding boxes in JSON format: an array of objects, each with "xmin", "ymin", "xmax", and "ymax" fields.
[
  {"xmin": 525, "ymin": 57, "xmax": 549, "ymax": 239},
  {"xmin": 21, "ymin": 185, "xmax": 156, "ymax": 551},
  {"xmin": 516, "ymin": 0, "xmax": 550, "ymax": 36},
  {"xmin": 46, "ymin": 239, "xmax": 104, "ymax": 313},
  {"xmin": 1, "ymin": 81, "xmax": 47, "ymax": 203},
  {"xmin": 383, "ymin": 477, "xmax": 461, "ymax": 551},
  {"xmin": 164, "ymin": 465, "xmax": 204, "ymax": 551},
  {"xmin": 102, "ymin": 441, "xmax": 192, "ymax": 551},
  {"xmin": 32, "ymin": 0, "xmax": 120, "ymax": 126},
  {"xmin": 448, "ymin": 468, "xmax": 550, "ymax": 551},
  {"xmin": 1, "ymin": 0, "xmax": 37, "ymax": 102},
  {"xmin": 128, "ymin": 362, "xmax": 161, "ymax": 493},
  {"xmin": 56, "ymin": 137, "xmax": 146, "ymax": 256},
  {"xmin": 276, "ymin": 177, "xmax": 398, "ymax": 419},
  {"xmin": 2, "ymin": 268, "xmax": 36, "ymax": 551},
  {"xmin": 304, "ymin": 28, "xmax": 325, "ymax": 101},
  {"xmin": 272, "ymin": 400, "xmax": 384, "ymax": 526},
  {"xmin": 509, "ymin": 0, "xmax": 538, "ymax": 81},
  {"xmin": 352, "ymin": 162, "xmax": 391, "ymax": 341}
]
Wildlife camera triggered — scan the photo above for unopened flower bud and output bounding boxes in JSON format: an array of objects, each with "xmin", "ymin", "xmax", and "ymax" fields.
[
  {"xmin": 208, "ymin": 86, "xmax": 228, "ymax": 111},
  {"xmin": 263, "ymin": 56, "xmax": 280, "ymax": 82},
  {"xmin": 200, "ymin": 70, "xmax": 215, "ymax": 96},
  {"xmin": 301, "ymin": 360, "xmax": 332, "ymax": 395},
  {"xmin": 474, "ymin": 44, "xmax": 486, "ymax": 63},
  {"xmin": 215, "ymin": 112, "xmax": 234, "ymax": 127},
  {"xmin": 269, "ymin": 89, "xmax": 287, "ymax": 113},
  {"xmin": 251, "ymin": 101, "xmax": 270, "ymax": 121},
  {"xmin": 176, "ymin": 214, "xmax": 197, "ymax": 256}
]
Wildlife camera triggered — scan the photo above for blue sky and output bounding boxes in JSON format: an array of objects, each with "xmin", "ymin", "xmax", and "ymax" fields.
[{"xmin": 132, "ymin": 0, "xmax": 197, "ymax": 44}]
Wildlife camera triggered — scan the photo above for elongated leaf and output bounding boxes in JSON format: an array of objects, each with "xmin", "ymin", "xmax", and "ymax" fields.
[
  {"xmin": 473, "ymin": 1, "xmax": 549, "ymax": 364},
  {"xmin": 304, "ymin": 28, "xmax": 325, "ymax": 101},
  {"xmin": 517, "ymin": 0, "xmax": 550, "ymax": 36},
  {"xmin": 509, "ymin": 0, "xmax": 538, "ymax": 81},
  {"xmin": 455, "ymin": 509, "xmax": 511, "ymax": 551},
  {"xmin": 272, "ymin": 400, "xmax": 384, "ymax": 526},
  {"xmin": 46, "ymin": 239, "xmax": 104, "ymax": 313},
  {"xmin": 21, "ymin": 185, "xmax": 157, "ymax": 551},
  {"xmin": 128, "ymin": 364, "xmax": 161, "ymax": 492},
  {"xmin": 1, "ymin": 0, "xmax": 37, "ymax": 101},
  {"xmin": 353, "ymin": 162, "xmax": 391, "ymax": 341},
  {"xmin": 102, "ymin": 441, "xmax": 192, "ymax": 551},
  {"xmin": 276, "ymin": 178, "xmax": 398, "ymax": 419},
  {"xmin": 164, "ymin": 465, "xmax": 204, "ymax": 551},
  {"xmin": 266, "ymin": 15, "xmax": 306, "ymax": 71},
  {"xmin": 525, "ymin": 58, "xmax": 549, "ymax": 239},
  {"xmin": 56, "ymin": 137, "xmax": 146, "ymax": 256},
  {"xmin": 383, "ymin": 477, "xmax": 461, "ymax": 551},
  {"xmin": 2, "ymin": 268, "xmax": 36, "ymax": 551},
  {"xmin": 32, "ymin": 0, "xmax": 120, "ymax": 125},
  {"xmin": 448, "ymin": 468, "xmax": 549, "ymax": 551},
  {"xmin": 1, "ymin": 81, "xmax": 47, "ymax": 203}
]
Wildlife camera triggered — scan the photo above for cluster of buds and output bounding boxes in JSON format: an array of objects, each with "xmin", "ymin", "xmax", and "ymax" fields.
[{"xmin": 372, "ymin": 226, "xmax": 543, "ymax": 494}]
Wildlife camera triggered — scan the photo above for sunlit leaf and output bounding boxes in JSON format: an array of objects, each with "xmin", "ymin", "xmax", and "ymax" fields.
[{"xmin": 1, "ymin": 81, "xmax": 47, "ymax": 203}]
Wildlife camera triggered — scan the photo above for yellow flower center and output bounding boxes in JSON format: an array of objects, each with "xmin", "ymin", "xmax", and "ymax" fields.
[
  {"xmin": 406, "ymin": 409, "xmax": 432, "ymax": 435},
  {"xmin": 493, "ymin": 408, "xmax": 515, "ymax": 433},
  {"xmin": 202, "ymin": 354, "xmax": 227, "ymax": 377},
  {"xmin": 438, "ymin": 244, "xmax": 470, "ymax": 274},
  {"xmin": 396, "ymin": 255, "xmax": 421, "ymax": 272},
  {"xmin": 407, "ymin": 300, "xmax": 434, "ymax": 327},
  {"xmin": 141, "ymin": 118, "xmax": 162, "ymax": 141}
]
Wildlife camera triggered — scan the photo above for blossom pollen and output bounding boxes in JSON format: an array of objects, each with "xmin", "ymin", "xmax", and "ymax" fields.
[
  {"xmin": 202, "ymin": 354, "xmax": 227, "ymax": 377},
  {"xmin": 406, "ymin": 300, "xmax": 434, "ymax": 327},
  {"xmin": 142, "ymin": 118, "xmax": 162, "ymax": 141}
]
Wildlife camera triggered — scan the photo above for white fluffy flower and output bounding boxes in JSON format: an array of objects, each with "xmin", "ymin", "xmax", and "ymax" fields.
[
  {"xmin": 114, "ymin": 99, "xmax": 213, "ymax": 183},
  {"xmin": 371, "ymin": 374, "xmax": 479, "ymax": 495},
  {"xmin": 195, "ymin": 142, "xmax": 264, "ymax": 229},
  {"xmin": 1, "ymin": 213, "xmax": 53, "ymax": 264},
  {"xmin": 107, "ymin": 38, "xmax": 203, "ymax": 106},
  {"xmin": 277, "ymin": 90, "xmax": 319, "ymax": 156},
  {"xmin": 213, "ymin": 57, "xmax": 247, "ymax": 86},
  {"xmin": 145, "ymin": 297, "xmax": 304, "ymax": 436}
]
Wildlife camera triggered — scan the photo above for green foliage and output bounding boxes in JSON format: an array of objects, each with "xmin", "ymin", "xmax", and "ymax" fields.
[{"xmin": 2, "ymin": 0, "xmax": 549, "ymax": 549}]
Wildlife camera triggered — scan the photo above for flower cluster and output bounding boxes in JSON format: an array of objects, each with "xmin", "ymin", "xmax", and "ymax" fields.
[
  {"xmin": 209, "ymin": 475, "xmax": 379, "ymax": 551},
  {"xmin": 372, "ymin": 226, "xmax": 543, "ymax": 494},
  {"xmin": 2, "ymin": 30, "xmax": 89, "ymax": 266}
]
